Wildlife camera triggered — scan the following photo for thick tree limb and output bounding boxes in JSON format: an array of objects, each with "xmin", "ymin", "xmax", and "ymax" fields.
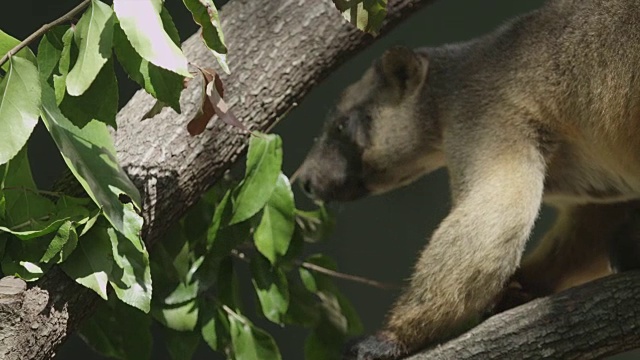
[
  {"xmin": 408, "ymin": 272, "xmax": 640, "ymax": 360},
  {"xmin": 0, "ymin": 0, "xmax": 434, "ymax": 359}
]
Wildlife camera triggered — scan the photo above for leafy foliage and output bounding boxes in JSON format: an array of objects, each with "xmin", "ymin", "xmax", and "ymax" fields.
[
  {"xmin": 333, "ymin": 0, "xmax": 388, "ymax": 35},
  {"xmin": 0, "ymin": 0, "xmax": 388, "ymax": 358}
]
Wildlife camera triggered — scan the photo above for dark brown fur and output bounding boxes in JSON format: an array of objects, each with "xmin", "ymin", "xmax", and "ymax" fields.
[{"xmin": 298, "ymin": 1, "xmax": 640, "ymax": 359}]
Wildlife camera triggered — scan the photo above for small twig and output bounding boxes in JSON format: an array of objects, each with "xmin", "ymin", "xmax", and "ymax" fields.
[
  {"xmin": 297, "ymin": 260, "xmax": 399, "ymax": 290},
  {"xmin": 230, "ymin": 249, "xmax": 399, "ymax": 290},
  {"xmin": 0, "ymin": 0, "xmax": 91, "ymax": 68}
]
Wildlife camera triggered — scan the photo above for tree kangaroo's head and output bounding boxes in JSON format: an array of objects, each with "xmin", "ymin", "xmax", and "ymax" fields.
[{"xmin": 298, "ymin": 46, "xmax": 445, "ymax": 202}]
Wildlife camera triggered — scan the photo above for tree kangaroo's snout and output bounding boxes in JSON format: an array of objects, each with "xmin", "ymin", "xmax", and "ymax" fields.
[{"xmin": 298, "ymin": 46, "xmax": 445, "ymax": 203}]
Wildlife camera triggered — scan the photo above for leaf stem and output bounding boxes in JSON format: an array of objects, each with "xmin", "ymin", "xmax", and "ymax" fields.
[{"xmin": 0, "ymin": 0, "xmax": 91, "ymax": 68}]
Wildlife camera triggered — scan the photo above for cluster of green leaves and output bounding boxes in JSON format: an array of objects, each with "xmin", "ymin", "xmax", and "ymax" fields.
[
  {"xmin": 333, "ymin": 0, "xmax": 388, "ymax": 35},
  {"xmin": 0, "ymin": 0, "xmax": 227, "ymax": 319},
  {"xmin": 79, "ymin": 133, "xmax": 362, "ymax": 360}
]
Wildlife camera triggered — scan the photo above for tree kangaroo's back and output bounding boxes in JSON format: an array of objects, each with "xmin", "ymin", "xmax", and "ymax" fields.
[{"xmin": 298, "ymin": 0, "xmax": 640, "ymax": 358}]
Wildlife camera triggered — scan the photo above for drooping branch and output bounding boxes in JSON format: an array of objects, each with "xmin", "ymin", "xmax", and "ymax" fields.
[
  {"xmin": 407, "ymin": 272, "xmax": 640, "ymax": 360},
  {"xmin": 0, "ymin": 0, "xmax": 435, "ymax": 359}
]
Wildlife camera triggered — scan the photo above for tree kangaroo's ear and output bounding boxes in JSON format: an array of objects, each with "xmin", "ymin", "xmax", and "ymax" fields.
[{"xmin": 379, "ymin": 46, "xmax": 427, "ymax": 96}]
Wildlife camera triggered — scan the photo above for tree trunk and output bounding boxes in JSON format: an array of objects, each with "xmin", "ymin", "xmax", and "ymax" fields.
[{"xmin": 0, "ymin": 0, "xmax": 433, "ymax": 358}]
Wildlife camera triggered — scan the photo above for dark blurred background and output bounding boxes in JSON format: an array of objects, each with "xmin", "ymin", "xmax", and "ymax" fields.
[{"xmin": 2, "ymin": 0, "xmax": 638, "ymax": 359}]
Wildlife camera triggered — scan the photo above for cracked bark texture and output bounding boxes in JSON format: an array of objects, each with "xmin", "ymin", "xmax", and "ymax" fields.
[{"xmin": 0, "ymin": 0, "xmax": 433, "ymax": 359}]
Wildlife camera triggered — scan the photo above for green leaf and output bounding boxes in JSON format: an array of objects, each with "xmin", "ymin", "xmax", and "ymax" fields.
[
  {"xmin": 40, "ymin": 220, "xmax": 78, "ymax": 263},
  {"xmin": 338, "ymin": 0, "xmax": 387, "ymax": 35},
  {"xmin": 0, "ymin": 192, "xmax": 89, "ymax": 240},
  {"xmin": 60, "ymin": 58, "xmax": 119, "ymax": 128},
  {"xmin": 66, "ymin": 0, "xmax": 115, "ymax": 96},
  {"xmin": 299, "ymin": 255, "xmax": 363, "ymax": 336},
  {"xmin": 200, "ymin": 303, "xmax": 230, "ymax": 352},
  {"xmin": 282, "ymin": 279, "xmax": 320, "ymax": 327},
  {"xmin": 79, "ymin": 299, "xmax": 152, "ymax": 360},
  {"xmin": 0, "ymin": 29, "xmax": 37, "ymax": 71},
  {"xmin": 54, "ymin": 27, "xmax": 76, "ymax": 104},
  {"xmin": 108, "ymin": 224, "xmax": 152, "ymax": 313},
  {"xmin": 1, "ymin": 238, "xmax": 49, "ymax": 282},
  {"xmin": 304, "ymin": 321, "xmax": 345, "ymax": 360},
  {"xmin": 153, "ymin": 298, "xmax": 199, "ymax": 331},
  {"xmin": 113, "ymin": 8, "xmax": 184, "ymax": 112},
  {"xmin": 228, "ymin": 312, "xmax": 282, "ymax": 360},
  {"xmin": 164, "ymin": 328, "xmax": 200, "ymax": 360},
  {"xmin": 254, "ymin": 173, "xmax": 295, "ymax": 264},
  {"xmin": 151, "ymin": 223, "xmax": 204, "ymax": 305},
  {"xmin": 60, "ymin": 219, "xmax": 114, "ymax": 300},
  {"xmin": 206, "ymin": 189, "xmax": 230, "ymax": 249},
  {"xmin": 0, "ymin": 148, "xmax": 78, "ymax": 240},
  {"xmin": 164, "ymin": 256, "xmax": 204, "ymax": 305},
  {"xmin": 40, "ymin": 84, "xmax": 144, "ymax": 250},
  {"xmin": 231, "ymin": 133, "xmax": 282, "ymax": 224},
  {"xmin": 182, "ymin": 0, "xmax": 229, "ymax": 73},
  {"xmin": 217, "ymin": 257, "xmax": 242, "ymax": 311},
  {"xmin": 113, "ymin": 0, "xmax": 190, "ymax": 77},
  {"xmin": 251, "ymin": 254, "xmax": 289, "ymax": 324},
  {"xmin": 0, "ymin": 56, "xmax": 41, "ymax": 165},
  {"xmin": 37, "ymin": 26, "xmax": 68, "ymax": 82}
]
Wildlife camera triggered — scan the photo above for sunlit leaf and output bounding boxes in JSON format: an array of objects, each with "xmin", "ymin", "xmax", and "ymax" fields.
[
  {"xmin": 231, "ymin": 133, "xmax": 282, "ymax": 224},
  {"xmin": 113, "ymin": 7, "xmax": 183, "ymax": 112},
  {"xmin": 66, "ymin": 0, "xmax": 115, "ymax": 96},
  {"xmin": 0, "ymin": 29, "xmax": 37, "ymax": 71},
  {"xmin": 153, "ymin": 298, "xmax": 199, "ymax": 331},
  {"xmin": 0, "ymin": 56, "xmax": 40, "ymax": 165},
  {"xmin": 113, "ymin": 0, "xmax": 190, "ymax": 77},
  {"xmin": 254, "ymin": 173, "xmax": 294, "ymax": 264},
  {"xmin": 337, "ymin": 0, "xmax": 387, "ymax": 35},
  {"xmin": 182, "ymin": 0, "xmax": 228, "ymax": 73}
]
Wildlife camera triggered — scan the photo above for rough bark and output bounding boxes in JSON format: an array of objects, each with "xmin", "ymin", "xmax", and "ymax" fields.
[
  {"xmin": 408, "ymin": 272, "xmax": 640, "ymax": 360},
  {"xmin": 0, "ymin": 0, "xmax": 433, "ymax": 359}
]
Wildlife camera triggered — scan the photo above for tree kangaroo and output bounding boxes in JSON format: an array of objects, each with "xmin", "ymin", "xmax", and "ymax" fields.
[{"xmin": 297, "ymin": 0, "xmax": 640, "ymax": 358}]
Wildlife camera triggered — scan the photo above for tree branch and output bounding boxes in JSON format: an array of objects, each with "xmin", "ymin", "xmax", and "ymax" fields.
[
  {"xmin": 0, "ymin": 0, "xmax": 436, "ymax": 358},
  {"xmin": 407, "ymin": 272, "xmax": 640, "ymax": 360},
  {"xmin": 0, "ymin": 0, "xmax": 90, "ymax": 68}
]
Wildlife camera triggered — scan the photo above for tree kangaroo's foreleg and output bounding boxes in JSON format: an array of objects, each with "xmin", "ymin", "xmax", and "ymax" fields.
[{"xmin": 348, "ymin": 124, "xmax": 546, "ymax": 359}]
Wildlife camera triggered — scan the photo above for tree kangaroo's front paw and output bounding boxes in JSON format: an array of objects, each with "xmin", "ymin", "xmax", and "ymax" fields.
[{"xmin": 344, "ymin": 332, "xmax": 409, "ymax": 360}]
